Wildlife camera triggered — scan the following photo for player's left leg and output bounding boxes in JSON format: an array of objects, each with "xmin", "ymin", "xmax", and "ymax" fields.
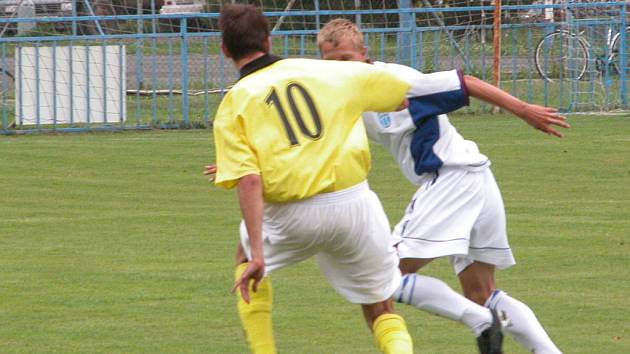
[
  {"xmin": 234, "ymin": 260, "xmax": 276, "ymax": 354},
  {"xmin": 234, "ymin": 196, "xmax": 327, "ymax": 354},
  {"xmin": 458, "ymin": 262, "xmax": 562, "ymax": 354}
]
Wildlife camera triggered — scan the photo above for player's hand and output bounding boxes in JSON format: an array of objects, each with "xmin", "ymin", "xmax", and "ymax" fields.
[
  {"xmin": 517, "ymin": 104, "xmax": 570, "ymax": 138},
  {"xmin": 231, "ymin": 258, "xmax": 265, "ymax": 303},
  {"xmin": 203, "ymin": 164, "xmax": 217, "ymax": 182}
]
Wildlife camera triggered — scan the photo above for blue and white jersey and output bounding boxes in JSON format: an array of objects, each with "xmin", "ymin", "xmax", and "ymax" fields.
[{"xmin": 363, "ymin": 62, "xmax": 490, "ymax": 186}]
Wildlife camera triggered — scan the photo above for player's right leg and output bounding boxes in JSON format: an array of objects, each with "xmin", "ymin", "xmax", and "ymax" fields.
[
  {"xmin": 457, "ymin": 261, "xmax": 562, "ymax": 354},
  {"xmin": 456, "ymin": 261, "xmax": 562, "ymax": 353},
  {"xmin": 362, "ymin": 300, "xmax": 413, "ymax": 354},
  {"xmin": 234, "ymin": 256, "xmax": 276, "ymax": 354},
  {"xmin": 453, "ymin": 168, "xmax": 562, "ymax": 353},
  {"xmin": 314, "ymin": 182, "xmax": 412, "ymax": 354},
  {"xmin": 392, "ymin": 168, "xmax": 506, "ymax": 353},
  {"xmin": 395, "ymin": 259, "xmax": 505, "ymax": 354}
]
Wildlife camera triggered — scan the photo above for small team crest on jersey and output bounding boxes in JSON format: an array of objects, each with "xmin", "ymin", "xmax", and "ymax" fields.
[{"xmin": 378, "ymin": 113, "xmax": 392, "ymax": 128}]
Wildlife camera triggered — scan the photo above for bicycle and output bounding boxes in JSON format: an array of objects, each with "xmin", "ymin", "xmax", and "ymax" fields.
[{"xmin": 534, "ymin": 7, "xmax": 630, "ymax": 82}]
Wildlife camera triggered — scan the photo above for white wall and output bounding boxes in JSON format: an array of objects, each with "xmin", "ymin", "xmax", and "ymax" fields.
[{"xmin": 16, "ymin": 45, "xmax": 126, "ymax": 125}]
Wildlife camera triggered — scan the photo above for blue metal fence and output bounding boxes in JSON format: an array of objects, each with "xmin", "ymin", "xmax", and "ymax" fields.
[{"xmin": 0, "ymin": 3, "xmax": 628, "ymax": 134}]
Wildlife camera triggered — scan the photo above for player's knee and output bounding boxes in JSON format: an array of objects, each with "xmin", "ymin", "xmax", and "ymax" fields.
[
  {"xmin": 398, "ymin": 262, "xmax": 416, "ymax": 275},
  {"xmin": 398, "ymin": 258, "xmax": 432, "ymax": 274},
  {"xmin": 362, "ymin": 300, "xmax": 395, "ymax": 328},
  {"xmin": 463, "ymin": 284, "xmax": 494, "ymax": 305},
  {"xmin": 459, "ymin": 262, "xmax": 496, "ymax": 304}
]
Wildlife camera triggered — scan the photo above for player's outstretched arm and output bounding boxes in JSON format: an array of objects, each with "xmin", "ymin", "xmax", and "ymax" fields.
[{"xmin": 464, "ymin": 75, "xmax": 571, "ymax": 138}]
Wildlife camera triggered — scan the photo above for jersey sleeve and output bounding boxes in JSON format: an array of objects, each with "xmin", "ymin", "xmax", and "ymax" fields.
[
  {"xmin": 213, "ymin": 94, "xmax": 261, "ymax": 189},
  {"xmin": 356, "ymin": 65, "xmax": 410, "ymax": 113},
  {"xmin": 406, "ymin": 69, "xmax": 470, "ymax": 125}
]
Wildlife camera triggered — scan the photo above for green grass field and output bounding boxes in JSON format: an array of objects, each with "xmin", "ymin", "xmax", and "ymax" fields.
[{"xmin": 1, "ymin": 114, "xmax": 629, "ymax": 353}]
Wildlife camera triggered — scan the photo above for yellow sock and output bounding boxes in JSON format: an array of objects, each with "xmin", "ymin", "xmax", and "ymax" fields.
[
  {"xmin": 373, "ymin": 313, "xmax": 413, "ymax": 354},
  {"xmin": 235, "ymin": 263, "xmax": 276, "ymax": 354}
]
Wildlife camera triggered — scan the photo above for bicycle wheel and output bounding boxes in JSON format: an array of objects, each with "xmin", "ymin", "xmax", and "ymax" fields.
[
  {"xmin": 535, "ymin": 30, "xmax": 589, "ymax": 82},
  {"xmin": 610, "ymin": 27, "xmax": 630, "ymax": 77}
]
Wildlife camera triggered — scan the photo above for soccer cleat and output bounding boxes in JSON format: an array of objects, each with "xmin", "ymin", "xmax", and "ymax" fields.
[{"xmin": 477, "ymin": 309, "xmax": 509, "ymax": 354}]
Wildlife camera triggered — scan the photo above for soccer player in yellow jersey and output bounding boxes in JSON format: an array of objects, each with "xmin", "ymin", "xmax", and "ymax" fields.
[{"xmin": 213, "ymin": 4, "xmax": 413, "ymax": 354}]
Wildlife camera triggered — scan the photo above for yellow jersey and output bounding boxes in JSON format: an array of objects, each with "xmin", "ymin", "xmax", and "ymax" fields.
[{"xmin": 213, "ymin": 55, "xmax": 409, "ymax": 203}]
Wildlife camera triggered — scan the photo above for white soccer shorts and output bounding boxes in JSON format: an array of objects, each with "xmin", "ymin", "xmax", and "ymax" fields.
[
  {"xmin": 392, "ymin": 167, "xmax": 516, "ymax": 274},
  {"xmin": 240, "ymin": 181, "xmax": 401, "ymax": 304}
]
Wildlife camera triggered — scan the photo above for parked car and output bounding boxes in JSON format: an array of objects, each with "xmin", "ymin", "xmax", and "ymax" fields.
[
  {"xmin": 0, "ymin": 0, "xmax": 74, "ymax": 34},
  {"xmin": 159, "ymin": 0, "xmax": 203, "ymax": 15},
  {"xmin": 0, "ymin": 0, "xmax": 73, "ymax": 18}
]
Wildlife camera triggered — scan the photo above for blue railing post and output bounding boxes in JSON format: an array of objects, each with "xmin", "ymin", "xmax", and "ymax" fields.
[
  {"xmin": 181, "ymin": 17, "xmax": 190, "ymax": 126},
  {"xmin": 167, "ymin": 38, "xmax": 174, "ymax": 123},
  {"xmin": 418, "ymin": 31, "xmax": 424, "ymax": 71},
  {"xmin": 203, "ymin": 37, "xmax": 209, "ymax": 125},
  {"xmin": 379, "ymin": 32, "xmax": 385, "ymax": 62},
  {"xmin": 69, "ymin": 43, "xmax": 74, "ymax": 125},
  {"xmin": 1, "ymin": 42, "xmax": 7, "ymax": 129},
  {"xmin": 150, "ymin": 0, "xmax": 157, "ymax": 125},
  {"xmin": 398, "ymin": 0, "xmax": 412, "ymax": 66},
  {"xmin": 151, "ymin": 37, "xmax": 158, "ymax": 125},
  {"xmin": 620, "ymin": 2, "xmax": 628, "ymax": 107},
  {"xmin": 52, "ymin": 42, "xmax": 57, "ymax": 128},
  {"xmin": 36, "ymin": 46, "xmax": 40, "ymax": 129},
  {"xmin": 102, "ymin": 42, "xmax": 108, "ymax": 124},
  {"xmin": 511, "ymin": 28, "xmax": 517, "ymax": 97},
  {"xmin": 71, "ymin": 0, "xmax": 77, "ymax": 36},
  {"xmin": 410, "ymin": 11, "xmax": 417, "ymax": 69},
  {"xmin": 433, "ymin": 30, "xmax": 440, "ymax": 71},
  {"xmin": 315, "ymin": 0, "xmax": 320, "ymax": 30},
  {"xmin": 463, "ymin": 30, "xmax": 470, "ymax": 74},
  {"xmin": 119, "ymin": 43, "xmax": 124, "ymax": 126},
  {"xmin": 18, "ymin": 46, "xmax": 23, "ymax": 127},
  {"xmin": 526, "ymin": 27, "xmax": 533, "ymax": 103},
  {"xmin": 85, "ymin": 45, "xmax": 91, "ymax": 127},
  {"xmin": 135, "ymin": 34, "xmax": 144, "ymax": 126}
]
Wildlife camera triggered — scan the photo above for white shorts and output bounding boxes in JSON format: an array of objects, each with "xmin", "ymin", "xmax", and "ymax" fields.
[
  {"xmin": 392, "ymin": 167, "xmax": 516, "ymax": 274},
  {"xmin": 240, "ymin": 181, "xmax": 401, "ymax": 304}
]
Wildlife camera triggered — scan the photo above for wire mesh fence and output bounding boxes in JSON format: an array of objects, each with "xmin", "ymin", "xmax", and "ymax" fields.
[{"xmin": 0, "ymin": 1, "xmax": 628, "ymax": 133}]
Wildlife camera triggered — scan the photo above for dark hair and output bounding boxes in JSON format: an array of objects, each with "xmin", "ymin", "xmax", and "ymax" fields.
[{"xmin": 219, "ymin": 4, "xmax": 270, "ymax": 60}]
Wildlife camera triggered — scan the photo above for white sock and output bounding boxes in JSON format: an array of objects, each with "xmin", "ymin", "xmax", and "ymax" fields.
[
  {"xmin": 485, "ymin": 290, "xmax": 562, "ymax": 354},
  {"xmin": 393, "ymin": 273, "xmax": 493, "ymax": 336}
]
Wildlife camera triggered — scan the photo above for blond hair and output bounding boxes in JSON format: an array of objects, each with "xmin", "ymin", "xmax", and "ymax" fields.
[{"xmin": 317, "ymin": 18, "xmax": 364, "ymax": 50}]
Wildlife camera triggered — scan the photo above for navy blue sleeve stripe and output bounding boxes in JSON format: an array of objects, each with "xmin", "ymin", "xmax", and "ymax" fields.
[
  {"xmin": 410, "ymin": 115, "xmax": 443, "ymax": 175},
  {"xmin": 407, "ymin": 89, "xmax": 468, "ymax": 126}
]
